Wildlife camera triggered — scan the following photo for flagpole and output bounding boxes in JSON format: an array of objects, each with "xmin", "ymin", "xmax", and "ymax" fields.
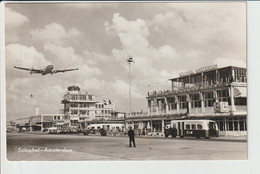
[
  {"xmin": 129, "ymin": 62, "xmax": 131, "ymax": 116},
  {"xmin": 30, "ymin": 94, "xmax": 33, "ymax": 132},
  {"xmin": 127, "ymin": 57, "xmax": 134, "ymax": 118}
]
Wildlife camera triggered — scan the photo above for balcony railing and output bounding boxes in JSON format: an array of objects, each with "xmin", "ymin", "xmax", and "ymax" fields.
[{"xmin": 147, "ymin": 82, "xmax": 230, "ymax": 98}]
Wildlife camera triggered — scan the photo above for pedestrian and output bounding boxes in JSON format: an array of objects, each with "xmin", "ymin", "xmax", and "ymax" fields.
[{"xmin": 128, "ymin": 127, "xmax": 136, "ymax": 147}]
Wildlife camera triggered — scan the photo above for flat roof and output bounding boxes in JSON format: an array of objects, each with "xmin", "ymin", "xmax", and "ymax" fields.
[{"xmin": 169, "ymin": 65, "xmax": 246, "ymax": 81}]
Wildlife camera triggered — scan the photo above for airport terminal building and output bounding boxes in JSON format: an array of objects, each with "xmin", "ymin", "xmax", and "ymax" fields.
[
  {"xmin": 61, "ymin": 86, "xmax": 116, "ymax": 128},
  {"xmin": 14, "ymin": 66, "xmax": 247, "ymax": 136},
  {"xmin": 126, "ymin": 65, "xmax": 247, "ymax": 136},
  {"xmin": 16, "ymin": 86, "xmax": 117, "ymax": 131}
]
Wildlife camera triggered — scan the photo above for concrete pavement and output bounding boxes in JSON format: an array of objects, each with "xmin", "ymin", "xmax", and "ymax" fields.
[{"xmin": 7, "ymin": 132, "xmax": 247, "ymax": 161}]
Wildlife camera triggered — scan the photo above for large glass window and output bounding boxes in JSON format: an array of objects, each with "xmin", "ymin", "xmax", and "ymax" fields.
[
  {"xmin": 186, "ymin": 124, "xmax": 191, "ymax": 129},
  {"xmin": 167, "ymin": 97, "xmax": 177, "ymax": 110},
  {"xmin": 79, "ymin": 95, "xmax": 86, "ymax": 100},
  {"xmin": 158, "ymin": 99, "xmax": 166, "ymax": 112},
  {"xmin": 218, "ymin": 119, "xmax": 224, "ymax": 131},
  {"xmin": 178, "ymin": 96, "xmax": 187, "ymax": 109},
  {"xmin": 218, "ymin": 68, "xmax": 232, "ymax": 83},
  {"xmin": 203, "ymin": 91, "xmax": 214, "ymax": 107},
  {"xmin": 234, "ymin": 68, "xmax": 247, "ymax": 82},
  {"xmin": 189, "ymin": 74, "xmax": 202, "ymax": 85},
  {"xmin": 234, "ymin": 118, "xmax": 239, "ymax": 131},
  {"xmin": 71, "ymin": 95, "xmax": 78, "ymax": 100},
  {"xmin": 217, "ymin": 89, "xmax": 229, "ymax": 102},
  {"xmin": 79, "ymin": 103, "xmax": 89, "ymax": 108},
  {"xmin": 71, "ymin": 103, "xmax": 78, "ymax": 108},
  {"xmin": 71, "ymin": 110, "xmax": 78, "ymax": 115},
  {"xmin": 190, "ymin": 93, "xmax": 201, "ymax": 108},
  {"xmin": 239, "ymin": 118, "xmax": 246, "ymax": 131},
  {"xmin": 203, "ymin": 71, "xmax": 216, "ymax": 85},
  {"xmin": 227, "ymin": 118, "xmax": 233, "ymax": 131},
  {"xmin": 149, "ymin": 100, "xmax": 157, "ymax": 112},
  {"xmin": 197, "ymin": 124, "xmax": 203, "ymax": 129},
  {"xmin": 234, "ymin": 98, "xmax": 247, "ymax": 105}
]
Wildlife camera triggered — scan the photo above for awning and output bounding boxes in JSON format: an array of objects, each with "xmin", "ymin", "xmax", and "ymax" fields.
[{"xmin": 234, "ymin": 87, "xmax": 247, "ymax": 98}]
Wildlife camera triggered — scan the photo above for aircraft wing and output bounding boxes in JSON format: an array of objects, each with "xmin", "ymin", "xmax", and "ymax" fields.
[
  {"xmin": 54, "ymin": 68, "xmax": 79, "ymax": 73},
  {"xmin": 14, "ymin": 66, "xmax": 42, "ymax": 73}
]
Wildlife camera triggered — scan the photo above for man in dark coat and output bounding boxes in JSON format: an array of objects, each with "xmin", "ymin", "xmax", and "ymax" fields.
[{"xmin": 128, "ymin": 127, "xmax": 136, "ymax": 147}]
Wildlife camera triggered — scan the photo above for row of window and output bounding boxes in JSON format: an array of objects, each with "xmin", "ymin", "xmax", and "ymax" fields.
[
  {"xmin": 96, "ymin": 104, "xmax": 104, "ymax": 108},
  {"xmin": 95, "ymin": 116, "xmax": 111, "ymax": 118},
  {"xmin": 173, "ymin": 68, "xmax": 246, "ymax": 86},
  {"xmin": 234, "ymin": 69, "xmax": 247, "ymax": 83},
  {"xmin": 185, "ymin": 124, "xmax": 203, "ymax": 130},
  {"xmin": 70, "ymin": 94, "xmax": 93, "ymax": 100},
  {"xmin": 151, "ymin": 98, "xmax": 246, "ymax": 112},
  {"xmin": 70, "ymin": 103, "xmax": 94, "ymax": 108},
  {"xmin": 213, "ymin": 118, "xmax": 247, "ymax": 131},
  {"xmin": 71, "ymin": 110, "xmax": 114, "ymax": 115},
  {"xmin": 95, "ymin": 110, "xmax": 114, "ymax": 114},
  {"xmin": 150, "ymin": 88, "xmax": 246, "ymax": 111},
  {"xmin": 71, "ymin": 110, "xmax": 89, "ymax": 115},
  {"xmin": 53, "ymin": 116, "xmax": 62, "ymax": 120},
  {"xmin": 70, "ymin": 103, "xmax": 115, "ymax": 109}
]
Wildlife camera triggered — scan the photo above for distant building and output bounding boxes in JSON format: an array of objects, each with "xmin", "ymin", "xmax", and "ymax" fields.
[
  {"xmin": 61, "ymin": 86, "xmax": 116, "ymax": 128},
  {"xmin": 95, "ymin": 102, "xmax": 115, "ymax": 120},
  {"xmin": 61, "ymin": 86, "xmax": 97, "ymax": 127},
  {"xmin": 16, "ymin": 113, "xmax": 68, "ymax": 131},
  {"xmin": 126, "ymin": 65, "xmax": 247, "ymax": 136},
  {"xmin": 111, "ymin": 112, "xmax": 125, "ymax": 119},
  {"xmin": 15, "ymin": 86, "xmax": 118, "ymax": 131}
]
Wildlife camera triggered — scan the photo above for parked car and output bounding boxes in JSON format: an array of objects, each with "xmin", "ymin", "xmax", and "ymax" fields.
[{"xmin": 48, "ymin": 127, "xmax": 58, "ymax": 134}]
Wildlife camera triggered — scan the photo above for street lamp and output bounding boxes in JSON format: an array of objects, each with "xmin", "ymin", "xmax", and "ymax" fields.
[{"xmin": 126, "ymin": 57, "xmax": 134, "ymax": 117}]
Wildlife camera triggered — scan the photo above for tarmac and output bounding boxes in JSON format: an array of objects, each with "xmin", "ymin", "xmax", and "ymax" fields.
[
  {"xmin": 7, "ymin": 132, "xmax": 247, "ymax": 160},
  {"xmin": 11, "ymin": 131, "xmax": 247, "ymax": 142}
]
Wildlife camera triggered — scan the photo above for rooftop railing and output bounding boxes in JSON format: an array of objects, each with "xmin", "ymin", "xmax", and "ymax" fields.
[{"xmin": 147, "ymin": 82, "xmax": 230, "ymax": 98}]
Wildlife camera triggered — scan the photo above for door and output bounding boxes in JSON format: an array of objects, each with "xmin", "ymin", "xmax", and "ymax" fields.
[
  {"xmin": 177, "ymin": 122, "xmax": 180, "ymax": 136},
  {"xmin": 181, "ymin": 122, "xmax": 184, "ymax": 138},
  {"xmin": 208, "ymin": 122, "xmax": 216, "ymax": 136}
]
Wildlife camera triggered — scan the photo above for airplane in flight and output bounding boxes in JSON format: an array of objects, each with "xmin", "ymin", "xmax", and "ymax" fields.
[{"xmin": 14, "ymin": 65, "xmax": 79, "ymax": 75}]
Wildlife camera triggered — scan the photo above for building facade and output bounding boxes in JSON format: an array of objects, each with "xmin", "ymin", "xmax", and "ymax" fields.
[
  {"xmin": 126, "ymin": 65, "xmax": 247, "ymax": 136},
  {"xmin": 15, "ymin": 86, "xmax": 117, "ymax": 131},
  {"xmin": 95, "ymin": 102, "xmax": 115, "ymax": 120},
  {"xmin": 61, "ymin": 86, "xmax": 116, "ymax": 128},
  {"xmin": 61, "ymin": 86, "xmax": 97, "ymax": 127},
  {"xmin": 16, "ymin": 113, "xmax": 67, "ymax": 131}
]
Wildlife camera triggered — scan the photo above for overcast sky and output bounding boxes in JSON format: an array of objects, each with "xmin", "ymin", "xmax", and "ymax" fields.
[{"xmin": 5, "ymin": 2, "xmax": 246, "ymax": 121}]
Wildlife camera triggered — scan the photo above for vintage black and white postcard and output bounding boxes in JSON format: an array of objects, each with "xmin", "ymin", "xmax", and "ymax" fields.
[{"xmin": 2, "ymin": 1, "xmax": 258, "ymax": 174}]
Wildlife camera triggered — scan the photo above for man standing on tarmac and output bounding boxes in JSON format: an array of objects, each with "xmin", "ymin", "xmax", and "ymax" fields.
[{"xmin": 128, "ymin": 127, "xmax": 136, "ymax": 147}]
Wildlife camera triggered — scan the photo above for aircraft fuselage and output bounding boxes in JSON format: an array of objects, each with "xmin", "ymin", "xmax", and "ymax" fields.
[
  {"xmin": 41, "ymin": 65, "xmax": 54, "ymax": 75},
  {"xmin": 14, "ymin": 64, "xmax": 78, "ymax": 75}
]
